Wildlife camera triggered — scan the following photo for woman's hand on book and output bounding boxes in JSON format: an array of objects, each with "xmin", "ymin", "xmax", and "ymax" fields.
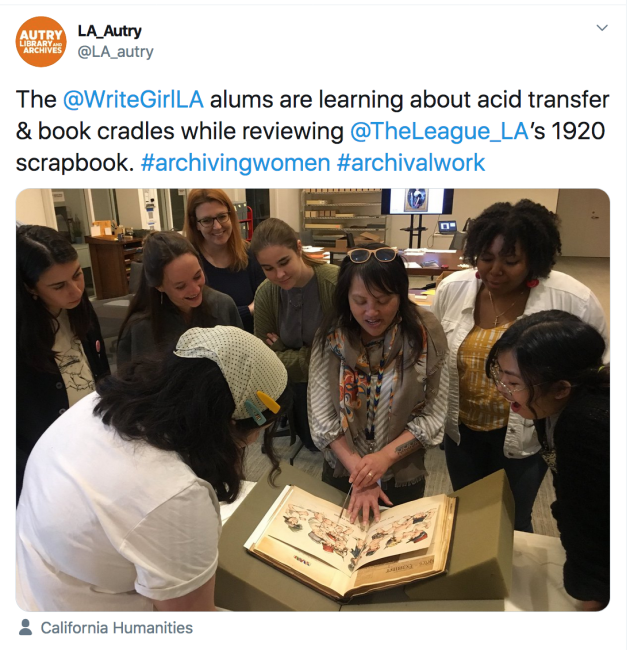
[
  {"xmin": 349, "ymin": 452, "xmax": 390, "ymax": 490},
  {"xmin": 348, "ymin": 484, "xmax": 393, "ymax": 526}
]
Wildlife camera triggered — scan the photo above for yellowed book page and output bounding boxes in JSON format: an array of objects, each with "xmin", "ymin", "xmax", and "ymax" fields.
[
  {"xmin": 263, "ymin": 486, "xmax": 367, "ymax": 578},
  {"xmin": 252, "ymin": 535, "xmax": 350, "ymax": 598},
  {"xmin": 350, "ymin": 549, "xmax": 439, "ymax": 595},
  {"xmin": 355, "ymin": 495, "xmax": 448, "ymax": 571}
]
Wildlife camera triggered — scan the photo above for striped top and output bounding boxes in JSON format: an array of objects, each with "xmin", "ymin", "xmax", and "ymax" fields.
[
  {"xmin": 308, "ymin": 338, "xmax": 449, "ymax": 481},
  {"xmin": 457, "ymin": 323, "xmax": 511, "ymax": 431}
]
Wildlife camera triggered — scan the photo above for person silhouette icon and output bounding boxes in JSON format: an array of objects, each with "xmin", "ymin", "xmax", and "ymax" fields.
[{"xmin": 19, "ymin": 619, "xmax": 32, "ymax": 635}]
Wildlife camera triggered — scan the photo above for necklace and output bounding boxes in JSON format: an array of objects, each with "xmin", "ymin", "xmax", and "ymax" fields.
[
  {"xmin": 488, "ymin": 289, "xmax": 524, "ymax": 327},
  {"xmin": 288, "ymin": 292, "xmax": 303, "ymax": 311}
]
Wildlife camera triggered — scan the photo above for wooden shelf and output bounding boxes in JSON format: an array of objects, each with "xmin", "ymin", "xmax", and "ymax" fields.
[{"xmin": 85, "ymin": 236, "xmax": 142, "ymax": 299}]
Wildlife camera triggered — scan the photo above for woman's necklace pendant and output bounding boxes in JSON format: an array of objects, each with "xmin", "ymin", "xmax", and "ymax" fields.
[{"xmin": 367, "ymin": 441, "xmax": 376, "ymax": 454}]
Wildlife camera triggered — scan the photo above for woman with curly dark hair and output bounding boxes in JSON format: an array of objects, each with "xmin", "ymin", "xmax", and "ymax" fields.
[
  {"xmin": 432, "ymin": 199, "xmax": 608, "ymax": 532},
  {"xmin": 17, "ymin": 327, "xmax": 290, "ymax": 611},
  {"xmin": 16, "ymin": 225, "xmax": 109, "ymax": 504},
  {"xmin": 487, "ymin": 311, "xmax": 609, "ymax": 609},
  {"xmin": 309, "ymin": 245, "xmax": 448, "ymax": 525}
]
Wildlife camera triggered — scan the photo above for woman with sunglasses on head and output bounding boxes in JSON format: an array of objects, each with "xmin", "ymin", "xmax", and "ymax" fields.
[
  {"xmin": 117, "ymin": 231, "xmax": 242, "ymax": 367},
  {"xmin": 17, "ymin": 225, "xmax": 110, "ymax": 504},
  {"xmin": 487, "ymin": 311, "xmax": 609, "ymax": 610},
  {"xmin": 17, "ymin": 327, "xmax": 290, "ymax": 611},
  {"xmin": 431, "ymin": 200, "xmax": 608, "ymax": 532},
  {"xmin": 184, "ymin": 189, "xmax": 265, "ymax": 333},
  {"xmin": 250, "ymin": 218, "xmax": 339, "ymax": 451},
  {"xmin": 309, "ymin": 245, "xmax": 448, "ymax": 525}
]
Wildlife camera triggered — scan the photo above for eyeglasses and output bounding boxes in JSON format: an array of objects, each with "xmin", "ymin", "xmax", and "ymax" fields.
[
  {"xmin": 347, "ymin": 248, "xmax": 397, "ymax": 264},
  {"xmin": 196, "ymin": 213, "xmax": 230, "ymax": 228},
  {"xmin": 490, "ymin": 363, "xmax": 544, "ymax": 400}
]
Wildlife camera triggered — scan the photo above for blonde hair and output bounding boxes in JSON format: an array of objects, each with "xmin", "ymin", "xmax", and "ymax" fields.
[
  {"xmin": 250, "ymin": 218, "xmax": 324, "ymax": 267},
  {"xmin": 184, "ymin": 189, "xmax": 248, "ymax": 271}
]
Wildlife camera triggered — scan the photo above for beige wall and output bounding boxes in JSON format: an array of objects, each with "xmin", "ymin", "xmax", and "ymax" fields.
[
  {"xmin": 556, "ymin": 189, "xmax": 610, "ymax": 257},
  {"xmin": 388, "ymin": 189, "xmax": 560, "ymax": 250},
  {"xmin": 269, "ymin": 189, "xmax": 301, "ymax": 231},
  {"xmin": 16, "ymin": 189, "xmax": 55, "ymax": 227}
]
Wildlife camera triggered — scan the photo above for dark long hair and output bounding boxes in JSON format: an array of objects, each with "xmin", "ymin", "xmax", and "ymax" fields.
[
  {"xmin": 119, "ymin": 231, "xmax": 214, "ymax": 346},
  {"xmin": 464, "ymin": 199, "xmax": 562, "ymax": 281},
  {"xmin": 17, "ymin": 225, "xmax": 92, "ymax": 373},
  {"xmin": 486, "ymin": 310, "xmax": 608, "ymax": 418},
  {"xmin": 317, "ymin": 245, "xmax": 426, "ymax": 366},
  {"xmin": 94, "ymin": 354, "xmax": 290, "ymax": 502}
]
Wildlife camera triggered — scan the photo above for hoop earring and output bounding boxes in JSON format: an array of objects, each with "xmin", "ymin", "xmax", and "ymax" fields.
[{"xmin": 526, "ymin": 279, "xmax": 539, "ymax": 288}]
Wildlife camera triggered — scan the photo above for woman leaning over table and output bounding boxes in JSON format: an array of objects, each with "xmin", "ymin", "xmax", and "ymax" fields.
[
  {"xmin": 17, "ymin": 327, "xmax": 290, "ymax": 611},
  {"xmin": 431, "ymin": 199, "xmax": 608, "ymax": 532},
  {"xmin": 487, "ymin": 311, "xmax": 609, "ymax": 610},
  {"xmin": 184, "ymin": 189, "xmax": 265, "ymax": 333},
  {"xmin": 308, "ymin": 245, "xmax": 448, "ymax": 525},
  {"xmin": 250, "ymin": 218, "xmax": 339, "ymax": 451}
]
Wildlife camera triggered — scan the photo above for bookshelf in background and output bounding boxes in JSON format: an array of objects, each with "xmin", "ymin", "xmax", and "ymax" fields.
[{"xmin": 301, "ymin": 189, "xmax": 386, "ymax": 247}]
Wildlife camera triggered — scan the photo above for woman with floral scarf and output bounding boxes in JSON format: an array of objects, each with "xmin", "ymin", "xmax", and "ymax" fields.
[{"xmin": 308, "ymin": 246, "xmax": 449, "ymax": 525}]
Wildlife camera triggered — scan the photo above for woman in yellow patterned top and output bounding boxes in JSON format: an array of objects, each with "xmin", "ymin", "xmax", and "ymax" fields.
[{"xmin": 432, "ymin": 200, "xmax": 608, "ymax": 532}]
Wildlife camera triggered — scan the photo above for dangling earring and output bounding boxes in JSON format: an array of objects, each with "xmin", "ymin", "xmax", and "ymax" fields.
[
  {"xmin": 526, "ymin": 279, "xmax": 539, "ymax": 288},
  {"xmin": 32, "ymin": 294, "xmax": 38, "ymax": 301},
  {"xmin": 475, "ymin": 271, "xmax": 481, "ymax": 279},
  {"xmin": 160, "ymin": 292, "xmax": 163, "ymax": 305}
]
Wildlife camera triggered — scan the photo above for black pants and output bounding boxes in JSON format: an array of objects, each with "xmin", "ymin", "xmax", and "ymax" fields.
[
  {"xmin": 288, "ymin": 382, "xmax": 316, "ymax": 450},
  {"xmin": 444, "ymin": 422, "xmax": 548, "ymax": 532},
  {"xmin": 321, "ymin": 460, "xmax": 426, "ymax": 507}
]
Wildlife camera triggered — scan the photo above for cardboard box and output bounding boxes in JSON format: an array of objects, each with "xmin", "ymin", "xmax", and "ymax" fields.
[
  {"xmin": 436, "ymin": 270, "xmax": 459, "ymax": 286},
  {"xmin": 359, "ymin": 231, "xmax": 384, "ymax": 243}
]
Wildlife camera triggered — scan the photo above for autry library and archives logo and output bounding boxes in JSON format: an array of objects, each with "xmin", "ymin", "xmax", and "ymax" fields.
[{"xmin": 16, "ymin": 16, "xmax": 67, "ymax": 67}]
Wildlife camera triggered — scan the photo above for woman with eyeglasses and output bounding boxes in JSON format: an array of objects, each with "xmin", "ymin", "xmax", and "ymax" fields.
[
  {"xmin": 308, "ymin": 245, "xmax": 448, "ymax": 525},
  {"xmin": 250, "ymin": 218, "xmax": 339, "ymax": 451},
  {"xmin": 431, "ymin": 200, "xmax": 608, "ymax": 532},
  {"xmin": 184, "ymin": 189, "xmax": 265, "ymax": 333},
  {"xmin": 117, "ymin": 232, "xmax": 242, "ymax": 367},
  {"xmin": 17, "ymin": 226, "xmax": 110, "ymax": 504},
  {"xmin": 487, "ymin": 311, "xmax": 609, "ymax": 610}
]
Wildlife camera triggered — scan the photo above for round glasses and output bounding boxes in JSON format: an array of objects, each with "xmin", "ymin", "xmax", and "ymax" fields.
[
  {"xmin": 196, "ymin": 213, "xmax": 230, "ymax": 228},
  {"xmin": 490, "ymin": 364, "xmax": 544, "ymax": 400},
  {"xmin": 347, "ymin": 248, "xmax": 397, "ymax": 264}
]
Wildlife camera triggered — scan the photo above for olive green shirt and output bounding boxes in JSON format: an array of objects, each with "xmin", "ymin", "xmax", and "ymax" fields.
[{"xmin": 254, "ymin": 263, "xmax": 339, "ymax": 383}]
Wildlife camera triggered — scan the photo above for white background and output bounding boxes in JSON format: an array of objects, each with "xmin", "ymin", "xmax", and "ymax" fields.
[{"xmin": 2, "ymin": 1, "xmax": 627, "ymax": 648}]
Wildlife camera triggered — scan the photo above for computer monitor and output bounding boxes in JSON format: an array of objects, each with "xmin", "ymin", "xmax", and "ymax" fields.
[{"xmin": 438, "ymin": 220, "xmax": 457, "ymax": 234}]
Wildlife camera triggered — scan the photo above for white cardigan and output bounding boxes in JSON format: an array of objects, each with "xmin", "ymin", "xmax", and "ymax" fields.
[{"xmin": 431, "ymin": 269, "xmax": 609, "ymax": 458}]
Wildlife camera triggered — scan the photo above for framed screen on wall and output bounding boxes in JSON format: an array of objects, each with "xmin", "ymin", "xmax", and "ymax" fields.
[{"xmin": 381, "ymin": 189, "xmax": 454, "ymax": 215}]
